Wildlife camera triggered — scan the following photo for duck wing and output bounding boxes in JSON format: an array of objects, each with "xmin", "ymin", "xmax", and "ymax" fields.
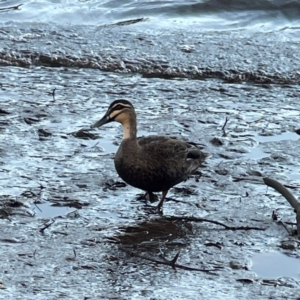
[{"xmin": 138, "ymin": 135, "xmax": 207, "ymax": 175}]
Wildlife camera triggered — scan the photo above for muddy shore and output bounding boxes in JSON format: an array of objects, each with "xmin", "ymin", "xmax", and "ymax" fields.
[{"xmin": 0, "ymin": 21, "xmax": 300, "ymax": 299}]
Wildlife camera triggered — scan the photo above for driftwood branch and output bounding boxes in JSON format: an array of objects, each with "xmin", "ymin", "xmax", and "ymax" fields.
[
  {"xmin": 120, "ymin": 247, "xmax": 219, "ymax": 274},
  {"xmin": 263, "ymin": 177, "xmax": 300, "ymax": 238},
  {"xmin": 164, "ymin": 216, "xmax": 265, "ymax": 231}
]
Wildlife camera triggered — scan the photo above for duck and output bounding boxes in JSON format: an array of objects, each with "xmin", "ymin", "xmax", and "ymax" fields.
[{"xmin": 91, "ymin": 99, "xmax": 208, "ymax": 211}]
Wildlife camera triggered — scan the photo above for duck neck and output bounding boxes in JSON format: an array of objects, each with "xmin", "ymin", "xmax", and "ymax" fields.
[{"xmin": 122, "ymin": 117, "xmax": 137, "ymax": 140}]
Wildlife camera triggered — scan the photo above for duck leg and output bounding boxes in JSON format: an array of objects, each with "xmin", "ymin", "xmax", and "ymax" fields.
[
  {"xmin": 143, "ymin": 192, "xmax": 158, "ymax": 203},
  {"xmin": 157, "ymin": 190, "xmax": 169, "ymax": 211}
]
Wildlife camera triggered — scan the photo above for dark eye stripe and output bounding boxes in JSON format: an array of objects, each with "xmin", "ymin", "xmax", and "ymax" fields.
[
  {"xmin": 113, "ymin": 105, "xmax": 124, "ymax": 111},
  {"xmin": 109, "ymin": 99, "xmax": 133, "ymax": 111},
  {"xmin": 110, "ymin": 103, "xmax": 132, "ymax": 112}
]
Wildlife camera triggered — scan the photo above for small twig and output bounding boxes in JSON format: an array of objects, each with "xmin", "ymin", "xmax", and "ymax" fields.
[
  {"xmin": 34, "ymin": 202, "xmax": 42, "ymax": 212},
  {"xmin": 120, "ymin": 247, "xmax": 217, "ymax": 273},
  {"xmin": 164, "ymin": 216, "xmax": 265, "ymax": 231},
  {"xmin": 52, "ymin": 231, "xmax": 68, "ymax": 236},
  {"xmin": 263, "ymin": 177, "xmax": 300, "ymax": 238},
  {"xmin": 278, "ymin": 221, "xmax": 291, "ymax": 235},
  {"xmin": 167, "ymin": 198, "xmax": 194, "ymax": 206},
  {"xmin": 272, "ymin": 210, "xmax": 278, "ymax": 221},
  {"xmin": 222, "ymin": 117, "xmax": 229, "ymax": 136},
  {"xmin": 91, "ymin": 141, "xmax": 100, "ymax": 148},
  {"xmin": 285, "ymin": 221, "xmax": 297, "ymax": 226},
  {"xmin": 0, "ymin": 4, "xmax": 22, "ymax": 11},
  {"xmin": 170, "ymin": 250, "xmax": 181, "ymax": 267},
  {"xmin": 283, "ymin": 184, "xmax": 299, "ymax": 190},
  {"xmin": 51, "ymin": 88, "xmax": 56, "ymax": 101},
  {"xmin": 40, "ymin": 220, "xmax": 55, "ymax": 234}
]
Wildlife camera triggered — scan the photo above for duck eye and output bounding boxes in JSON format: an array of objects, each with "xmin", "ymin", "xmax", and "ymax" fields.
[{"xmin": 115, "ymin": 105, "xmax": 123, "ymax": 110}]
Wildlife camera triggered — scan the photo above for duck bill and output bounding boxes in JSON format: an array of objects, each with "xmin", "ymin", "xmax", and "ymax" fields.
[{"xmin": 91, "ymin": 115, "xmax": 110, "ymax": 128}]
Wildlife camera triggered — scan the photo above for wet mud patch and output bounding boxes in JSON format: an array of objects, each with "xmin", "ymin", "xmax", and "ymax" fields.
[
  {"xmin": 115, "ymin": 217, "xmax": 193, "ymax": 253},
  {"xmin": 0, "ymin": 195, "xmax": 33, "ymax": 219},
  {"xmin": 1, "ymin": 66, "xmax": 300, "ymax": 298}
]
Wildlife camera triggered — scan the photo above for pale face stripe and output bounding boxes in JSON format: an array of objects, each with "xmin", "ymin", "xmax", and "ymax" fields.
[
  {"xmin": 109, "ymin": 103, "xmax": 132, "ymax": 119},
  {"xmin": 109, "ymin": 110, "xmax": 122, "ymax": 119},
  {"xmin": 110, "ymin": 103, "xmax": 132, "ymax": 110}
]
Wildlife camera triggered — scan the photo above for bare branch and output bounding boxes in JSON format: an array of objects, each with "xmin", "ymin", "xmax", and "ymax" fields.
[
  {"xmin": 263, "ymin": 177, "xmax": 300, "ymax": 211},
  {"xmin": 164, "ymin": 216, "xmax": 265, "ymax": 231},
  {"xmin": 263, "ymin": 177, "xmax": 300, "ymax": 238},
  {"xmin": 278, "ymin": 221, "xmax": 291, "ymax": 235},
  {"xmin": 120, "ymin": 247, "xmax": 218, "ymax": 274}
]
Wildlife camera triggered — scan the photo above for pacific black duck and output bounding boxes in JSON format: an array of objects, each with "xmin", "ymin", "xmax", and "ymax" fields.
[{"xmin": 91, "ymin": 100, "xmax": 208, "ymax": 210}]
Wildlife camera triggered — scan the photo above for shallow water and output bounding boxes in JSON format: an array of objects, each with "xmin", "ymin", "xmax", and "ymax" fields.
[
  {"xmin": 255, "ymin": 132, "xmax": 299, "ymax": 143},
  {"xmin": 245, "ymin": 131, "xmax": 299, "ymax": 159},
  {"xmin": 33, "ymin": 203, "xmax": 77, "ymax": 218},
  {"xmin": 245, "ymin": 147, "xmax": 269, "ymax": 160},
  {"xmin": 1, "ymin": 0, "xmax": 300, "ymax": 34},
  {"xmin": 252, "ymin": 252, "xmax": 300, "ymax": 279}
]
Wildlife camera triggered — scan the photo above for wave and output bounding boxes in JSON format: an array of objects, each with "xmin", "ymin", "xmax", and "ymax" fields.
[{"xmin": 1, "ymin": 0, "xmax": 300, "ymax": 31}]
